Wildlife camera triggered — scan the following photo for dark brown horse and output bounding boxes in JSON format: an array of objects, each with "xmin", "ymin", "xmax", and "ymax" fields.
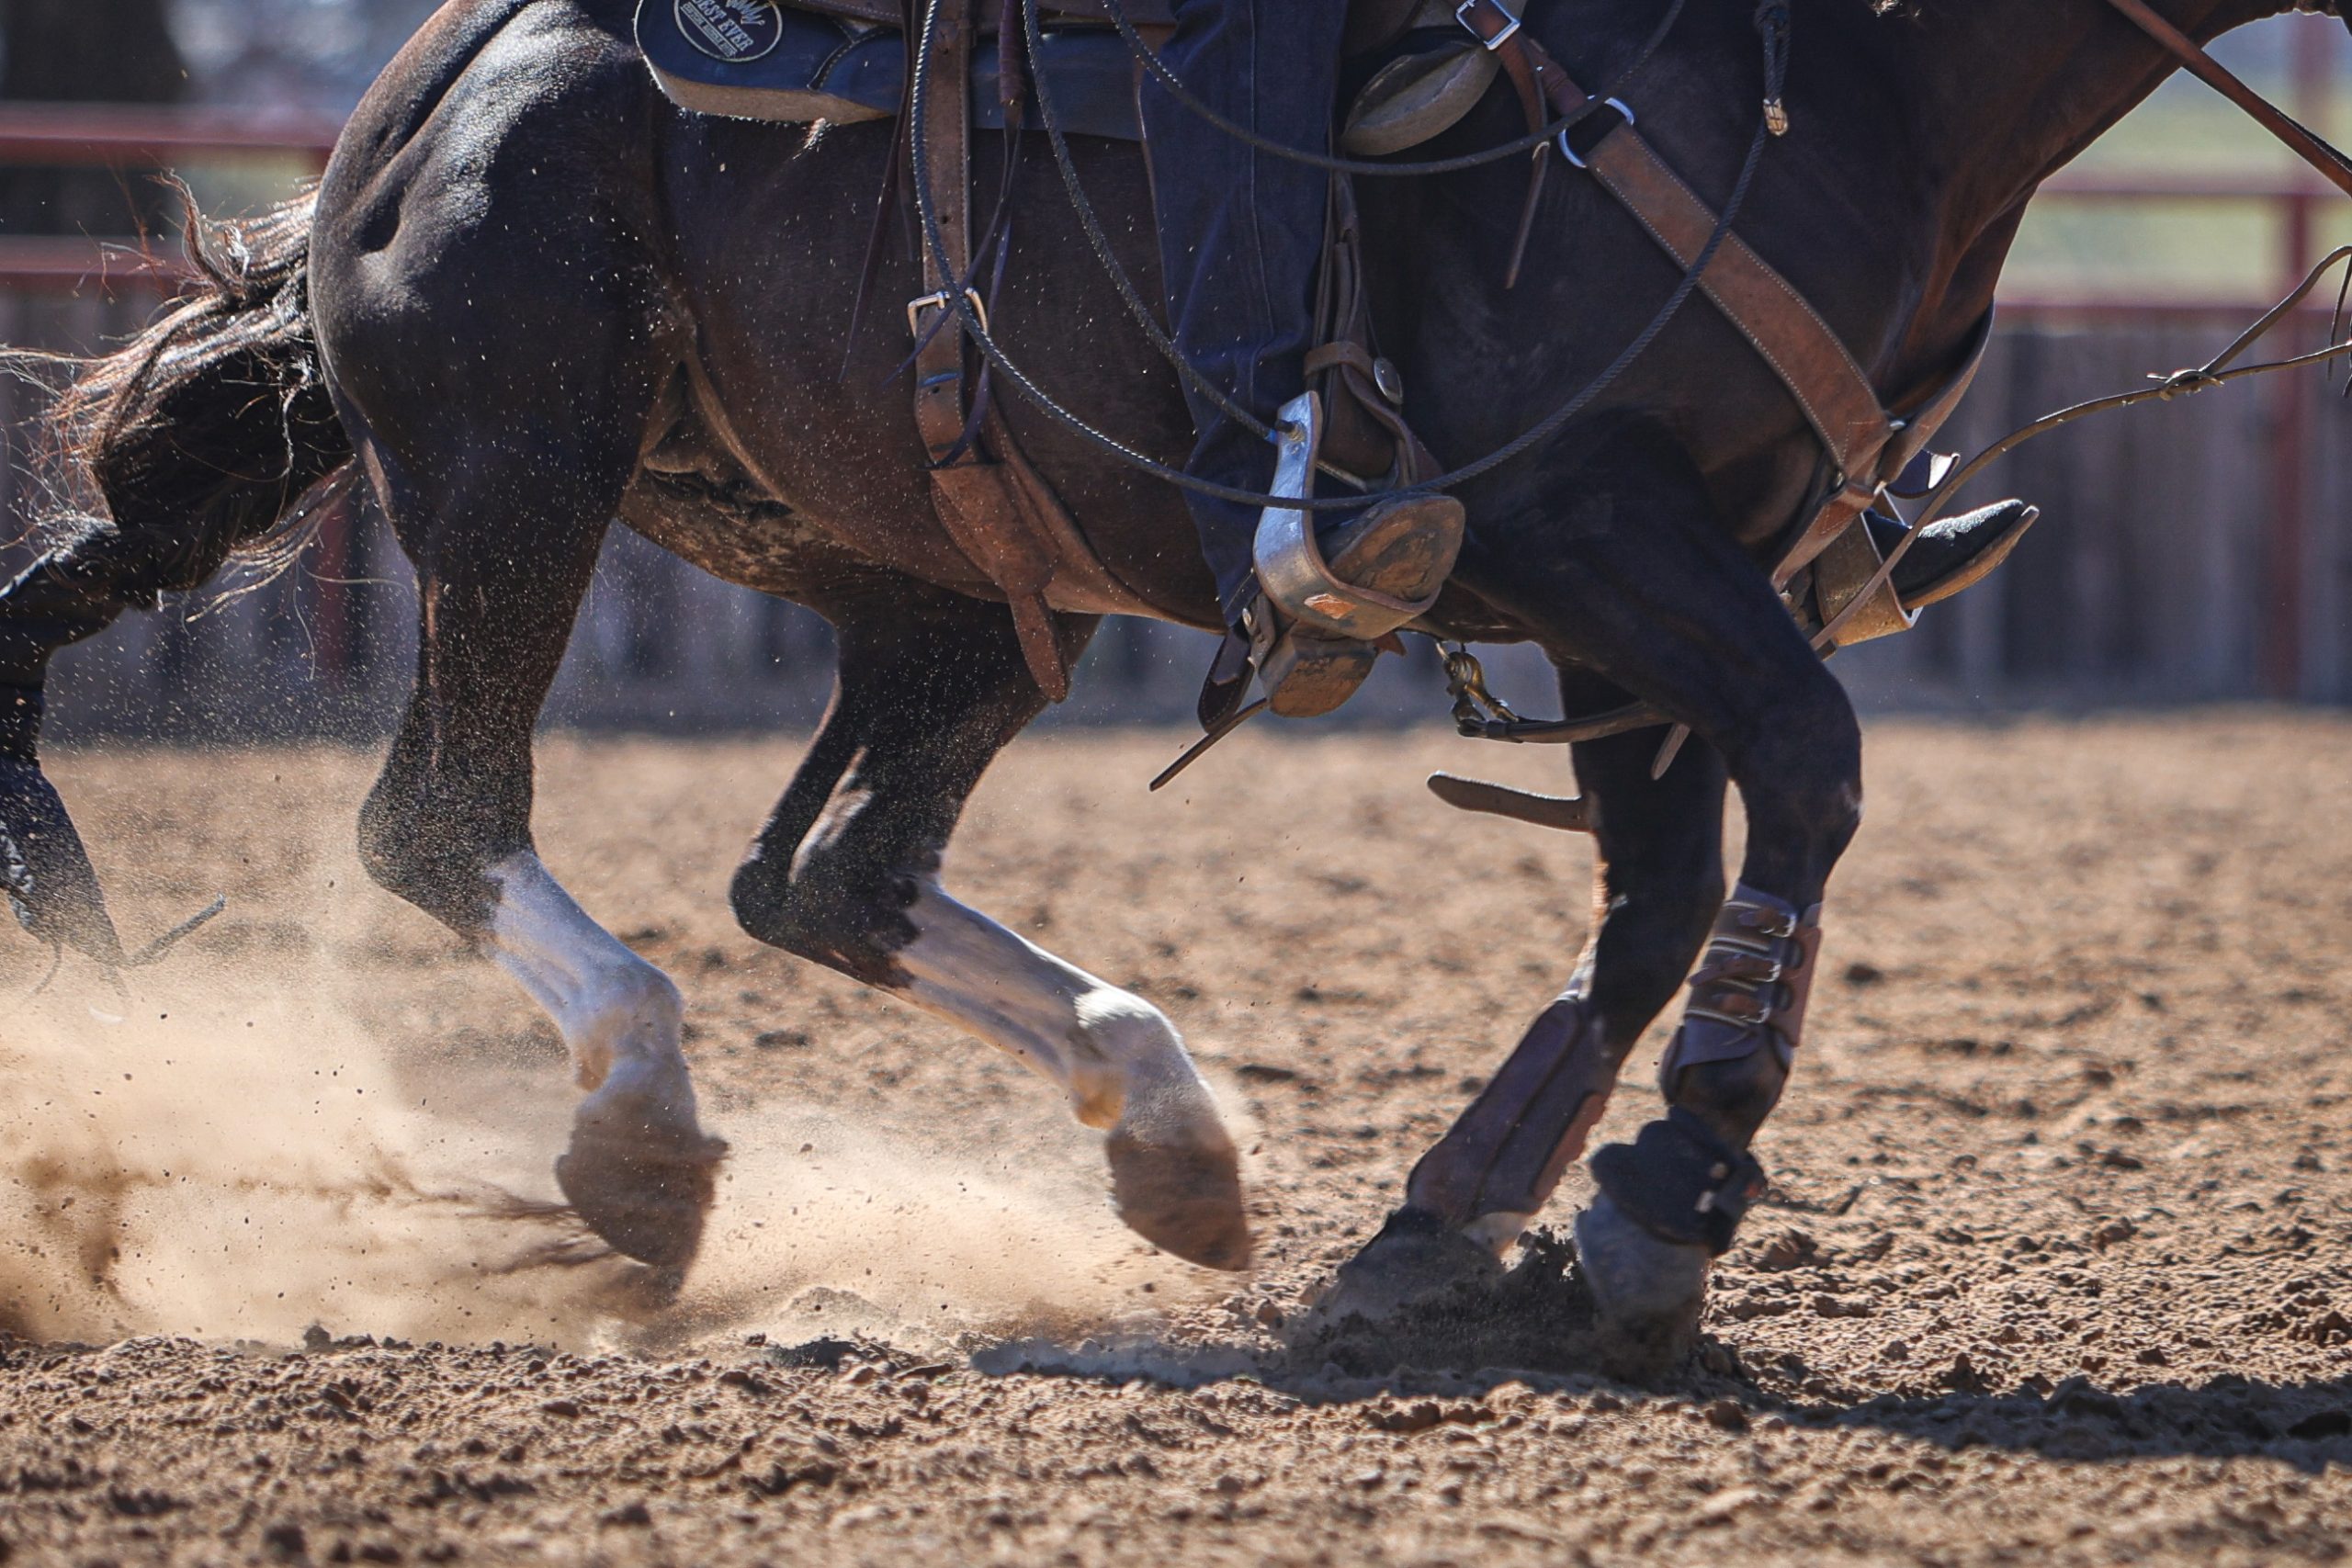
[{"xmin": 4, "ymin": 0, "xmax": 2340, "ymax": 1351}]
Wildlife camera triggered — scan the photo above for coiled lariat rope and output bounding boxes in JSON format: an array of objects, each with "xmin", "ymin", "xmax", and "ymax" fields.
[{"xmin": 907, "ymin": 0, "xmax": 1790, "ymax": 511}]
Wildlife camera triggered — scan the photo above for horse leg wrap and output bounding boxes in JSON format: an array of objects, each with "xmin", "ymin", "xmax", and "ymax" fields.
[
  {"xmin": 1589, "ymin": 1107, "xmax": 1767, "ymax": 1256},
  {"xmin": 1657, "ymin": 882, "xmax": 1822, "ymax": 1100},
  {"xmin": 1404, "ymin": 992, "xmax": 1617, "ymax": 1250}
]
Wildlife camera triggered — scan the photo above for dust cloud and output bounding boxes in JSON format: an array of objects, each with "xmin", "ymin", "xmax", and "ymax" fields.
[{"xmin": 0, "ymin": 841, "xmax": 1215, "ymax": 1354}]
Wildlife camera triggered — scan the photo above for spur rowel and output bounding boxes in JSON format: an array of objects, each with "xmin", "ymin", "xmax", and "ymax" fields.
[{"xmin": 0, "ymin": 750, "xmax": 126, "ymax": 969}]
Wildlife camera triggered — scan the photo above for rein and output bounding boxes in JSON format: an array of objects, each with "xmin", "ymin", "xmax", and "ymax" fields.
[
  {"xmin": 2103, "ymin": 0, "xmax": 2352, "ymax": 199},
  {"xmin": 1437, "ymin": 0, "xmax": 2352, "ymax": 761},
  {"xmin": 903, "ymin": 0, "xmax": 2352, "ymax": 772}
]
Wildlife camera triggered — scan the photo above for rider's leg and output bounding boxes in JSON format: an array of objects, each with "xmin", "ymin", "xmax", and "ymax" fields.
[
  {"xmin": 1141, "ymin": 0, "xmax": 1352, "ymax": 621},
  {"xmin": 1141, "ymin": 0, "xmax": 1463, "ymax": 720}
]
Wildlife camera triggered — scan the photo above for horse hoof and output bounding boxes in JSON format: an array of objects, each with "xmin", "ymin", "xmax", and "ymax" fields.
[
  {"xmin": 1105, "ymin": 1123, "xmax": 1252, "ymax": 1271},
  {"xmin": 555, "ymin": 1107, "xmax": 727, "ymax": 1271},
  {"xmin": 1313, "ymin": 1208, "xmax": 1502, "ymax": 1325},
  {"xmin": 1573, "ymin": 1193, "xmax": 1710, "ymax": 1378}
]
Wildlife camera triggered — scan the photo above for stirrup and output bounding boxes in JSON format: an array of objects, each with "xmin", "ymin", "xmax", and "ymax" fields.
[{"xmin": 1252, "ymin": 392, "xmax": 1447, "ymax": 642}]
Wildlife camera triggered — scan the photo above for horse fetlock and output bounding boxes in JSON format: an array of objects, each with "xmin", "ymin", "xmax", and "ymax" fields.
[
  {"xmin": 1064, "ymin": 990, "xmax": 1199, "ymax": 1130},
  {"xmin": 558, "ymin": 966, "xmax": 687, "ymax": 1094},
  {"xmin": 1589, "ymin": 1108, "xmax": 1768, "ymax": 1257},
  {"xmin": 728, "ymin": 845, "xmax": 910, "ymax": 986}
]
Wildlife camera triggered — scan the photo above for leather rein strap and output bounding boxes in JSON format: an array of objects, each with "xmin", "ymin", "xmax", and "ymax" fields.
[{"xmin": 2103, "ymin": 0, "xmax": 2352, "ymax": 200}]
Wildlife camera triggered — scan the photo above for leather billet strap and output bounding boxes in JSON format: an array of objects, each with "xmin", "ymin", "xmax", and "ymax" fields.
[
  {"xmin": 1456, "ymin": 0, "xmax": 1930, "ymax": 601},
  {"xmin": 910, "ymin": 0, "xmax": 1080, "ymax": 698}
]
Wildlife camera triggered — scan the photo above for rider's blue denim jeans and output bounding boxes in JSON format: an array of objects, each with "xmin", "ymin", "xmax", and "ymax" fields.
[{"xmin": 1141, "ymin": 0, "xmax": 1351, "ymax": 621}]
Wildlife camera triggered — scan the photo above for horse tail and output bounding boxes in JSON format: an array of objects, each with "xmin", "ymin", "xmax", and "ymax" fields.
[{"xmin": 2, "ymin": 186, "xmax": 352, "ymax": 969}]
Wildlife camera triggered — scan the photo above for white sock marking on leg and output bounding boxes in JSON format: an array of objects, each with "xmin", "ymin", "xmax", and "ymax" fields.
[
  {"xmin": 483, "ymin": 851, "xmax": 699, "ymax": 1130},
  {"xmin": 894, "ymin": 883, "xmax": 1229, "ymax": 1146}
]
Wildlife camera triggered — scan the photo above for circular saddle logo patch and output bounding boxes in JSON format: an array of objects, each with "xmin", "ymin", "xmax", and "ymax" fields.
[{"xmin": 674, "ymin": 0, "xmax": 785, "ymax": 62}]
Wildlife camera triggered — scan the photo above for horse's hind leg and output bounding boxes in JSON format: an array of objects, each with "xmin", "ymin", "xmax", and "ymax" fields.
[
  {"xmin": 729, "ymin": 583, "xmax": 1251, "ymax": 1270},
  {"xmin": 351, "ymin": 440, "xmax": 721, "ymax": 1271}
]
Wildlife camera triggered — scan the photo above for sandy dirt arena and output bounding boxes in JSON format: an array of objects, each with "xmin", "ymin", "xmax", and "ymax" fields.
[{"xmin": 4, "ymin": 713, "xmax": 2352, "ymax": 1564}]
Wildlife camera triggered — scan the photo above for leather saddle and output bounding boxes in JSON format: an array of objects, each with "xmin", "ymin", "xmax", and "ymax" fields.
[
  {"xmin": 637, "ymin": 0, "xmax": 1473, "ymax": 701},
  {"xmin": 640, "ymin": 0, "xmax": 1503, "ymax": 156}
]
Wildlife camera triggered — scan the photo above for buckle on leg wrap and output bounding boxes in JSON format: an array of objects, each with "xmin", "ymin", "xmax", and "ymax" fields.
[
  {"xmin": 1589, "ymin": 1108, "xmax": 1766, "ymax": 1256},
  {"xmin": 1658, "ymin": 883, "xmax": 1823, "ymax": 1094}
]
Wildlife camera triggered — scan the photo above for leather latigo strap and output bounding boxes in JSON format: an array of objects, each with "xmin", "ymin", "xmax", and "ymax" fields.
[
  {"xmin": 1658, "ymin": 884, "xmax": 1822, "ymax": 1094},
  {"xmin": 909, "ymin": 0, "xmax": 1120, "ymax": 698}
]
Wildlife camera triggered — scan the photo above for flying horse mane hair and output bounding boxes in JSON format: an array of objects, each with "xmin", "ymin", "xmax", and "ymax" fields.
[{"xmin": 8, "ymin": 183, "xmax": 352, "ymax": 598}]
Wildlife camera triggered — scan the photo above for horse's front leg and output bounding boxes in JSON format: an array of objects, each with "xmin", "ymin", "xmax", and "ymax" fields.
[
  {"xmin": 729, "ymin": 583, "xmax": 1252, "ymax": 1270},
  {"xmin": 1328, "ymin": 689, "xmax": 1730, "ymax": 1311},
  {"xmin": 1340, "ymin": 417, "xmax": 1860, "ymax": 1367}
]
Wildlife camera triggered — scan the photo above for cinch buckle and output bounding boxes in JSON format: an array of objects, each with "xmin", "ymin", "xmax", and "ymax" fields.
[
  {"xmin": 906, "ymin": 287, "xmax": 989, "ymax": 339},
  {"xmin": 1454, "ymin": 0, "xmax": 1521, "ymax": 51},
  {"xmin": 1559, "ymin": 97, "xmax": 1635, "ymax": 169}
]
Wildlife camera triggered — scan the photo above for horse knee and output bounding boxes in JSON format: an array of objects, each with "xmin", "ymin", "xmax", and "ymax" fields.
[{"xmin": 356, "ymin": 770, "xmax": 508, "ymax": 935}]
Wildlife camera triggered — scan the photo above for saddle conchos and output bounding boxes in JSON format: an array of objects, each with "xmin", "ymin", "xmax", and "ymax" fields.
[{"xmin": 635, "ymin": 0, "xmax": 2039, "ymax": 707}]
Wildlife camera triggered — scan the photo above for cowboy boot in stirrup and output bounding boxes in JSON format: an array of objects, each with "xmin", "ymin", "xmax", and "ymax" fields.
[
  {"xmin": 1255, "ymin": 492, "xmax": 1464, "ymax": 716},
  {"xmin": 1244, "ymin": 392, "xmax": 1464, "ymax": 719},
  {"xmin": 1870, "ymin": 498, "xmax": 2040, "ymax": 610}
]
